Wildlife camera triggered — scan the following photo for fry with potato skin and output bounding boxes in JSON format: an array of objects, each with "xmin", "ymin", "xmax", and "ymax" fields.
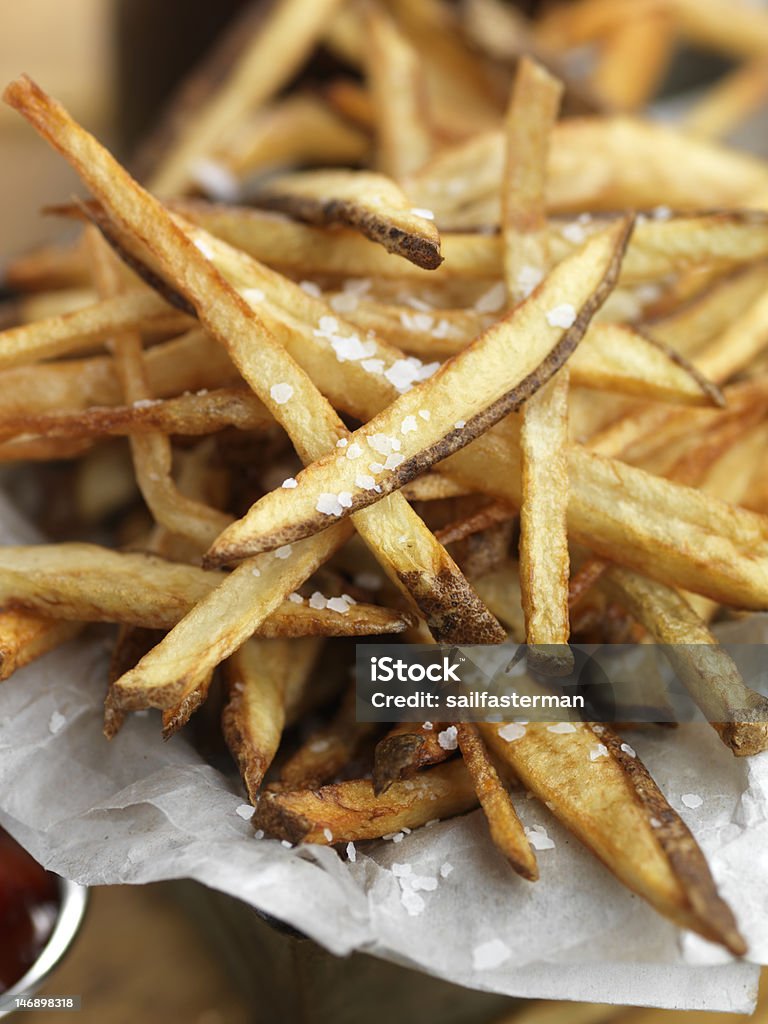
[
  {"xmin": 0, "ymin": 609, "xmax": 81, "ymax": 683},
  {"xmin": 457, "ymin": 723, "xmax": 538, "ymax": 881},
  {"xmin": 251, "ymin": 170, "xmax": 442, "ymax": 269},
  {"xmin": 481, "ymin": 721, "xmax": 746, "ymax": 954},
  {"xmin": 255, "ymin": 759, "xmax": 478, "ymax": 845},
  {"xmin": 372, "ymin": 721, "xmax": 452, "ymax": 796},
  {"xmin": 5, "ymin": 75, "xmax": 503, "ymax": 647},
  {"xmin": 206, "ymin": 219, "xmax": 631, "ymax": 563}
]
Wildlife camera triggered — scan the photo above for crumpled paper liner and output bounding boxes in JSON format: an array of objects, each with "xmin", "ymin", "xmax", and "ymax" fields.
[{"xmin": 0, "ymin": 491, "xmax": 764, "ymax": 1013}]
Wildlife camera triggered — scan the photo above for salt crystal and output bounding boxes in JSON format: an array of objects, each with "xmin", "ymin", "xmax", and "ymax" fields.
[
  {"xmin": 401, "ymin": 415, "xmax": 418, "ymax": 434},
  {"xmin": 498, "ymin": 723, "xmax": 526, "ymax": 741},
  {"xmin": 362, "ymin": 359, "xmax": 385, "ymax": 375},
  {"xmin": 424, "ymin": 819, "xmax": 440, "ymax": 828},
  {"xmin": 474, "ymin": 282, "xmax": 507, "ymax": 314},
  {"xmin": 288, "ymin": 592, "xmax": 303, "ymax": 604},
  {"xmin": 392, "ymin": 832, "xmax": 405, "ymax": 843},
  {"xmin": 327, "ymin": 596, "xmax": 351, "ymax": 614},
  {"xmin": 281, "ymin": 840, "xmax": 293, "ymax": 849},
  {"xmin": 590, "ymin": 743, "xmax": 609, "ymax": 761},
  {"xmin": 253, "ymin": 830, "xmax": 265, "ymax": 840},
  {"xmin": 438, "ymin": 725, "xmax": 458, "ymax": 750},
  {"xmin": 410, "ymin": 875, "xmax": 438, "ymax": 891},
  {"xmin": 355, "ymin": 474, "xmax": 377, "ymax": 490},
  {"xmin": 653, "ymin": 204, "xmax": 673, "ymax": 220},
  {"xmin": 299, "ymin": 280, "xmax": 322, "ymax": 297},
  {"xmin": 368, "ymin": 433, "xmax": 396, "ymax": 455},
  {"xmin": 472, "ymin": 938, "xmax": 510, "ymax": 971},
  {"xmin": 242, "ymin": 287, "xmax": 265, "ymax": 304},
  {"xmin": 525, "ymin": 825, "xmax": 556, "ymax": 850},
  {"xmin": 384, "ymin": 453, "xmax": 405, "ymax": 470},
  {"xmin": 337, "ymin": 491, "xmax": 353, "ymax": 508},
  {"xmin": 190, "ymin": 158, "xmax": 240, "ymax": 202},
  {"xmin": 400, "ymin": 889, "xmax": 425, "ymax": 916},
  {"xmin": 336, "ymin": 438, "xmax": 348, "ymax": 448},
  {"xmin": 318, "ymin": 315, "xmax": 339, "ymax": 334},
  {"xmin": 547, "ymin": 722, "xmax": 576, "ymax": 734},
  {"xmin": 650, "ymin": 817, "xmax": 662, "ymax": 828},
  {"xmin": 454, "ymin": 420, "xmax": 466, "ymax": 429},
  {"xmin": 132, "ymin": 398, "xmax": 158, "ymax": 408},
  {"xmin": 418, "ymin": 409, "xmax": 431, "ymax": 421},
  {"xmin": 369, "ymin": 462, "xmax": 384, "ymax": 474},
  {"xmin": 620, "ymin": 742, "xmax": 636, "ymax": 757},
  {"xmin": 561, "ymin": 221, "xmax": 586, "ymax": 244},
  {"xmin": 270, "ymin": 382, "xmax": 294, "ymax": 405},
  {"xmin": 346, "ymin": 443, "xmax": 363, "ymax": 460},
  {"xmin": 410, "ymin": 207, "xmax": 435, "ymax": 220},
  {"xmin": 346, "ymin": 842, "xmax": 357, "ymax": 862},
  {"xmin": 516, "ymin": 264, "xmax": 544, "ymax": 298},
  {"xmin": 545, "ymin": 303, "xmax": 577, "ymax": 329},
  {"xmin": 440, "ymin": 862, "xmax": 453, "ymax": 878},
  {"xmin": 251, "ymin": 567, "xmax": 261, "ymax": 577},
  {"xmin": 47, "ymin": 710, "xmax": 67, "ymax": 735},
  {"xmin": 323, "ymin": 828, "xmax": 334, "ymax": 842},
  {"xmin": 392, "ymin": 863, "xmax": 412, "ymax": 877},
  {"xmin": 316, "ymin": 493, "xmax": 344, "ymax": 516},
  {"xmin": 385, "ymin": 360, "xmax": 423, "ymax": 393},
  {"xmin": 274, "ymin": 545, "xmax": 292, "ymax": 559},
  {"xmin": 281, "ymin": 477, "xmax": 298, "ymax": 489},
  {"xmin": 330, "ymin": 292, "xmax": 359, "ymax": 314},
  {"xmin": 309, "ymin": 592, "xmax": 328, "ymax": 610},
  {"xmin": 423, "ymin": 721, "xmax": 433, "ymax": 730},
  {"xmin": 681, "ymin": 793, "xmax": 703, "ymax": 809},
  {"xmin": 236, "ymin": 804, "xmax": 255, "ymax": 820},
  {"xmin": 400, "ymin": 311, "xmax": 434, "ymax": 332}
]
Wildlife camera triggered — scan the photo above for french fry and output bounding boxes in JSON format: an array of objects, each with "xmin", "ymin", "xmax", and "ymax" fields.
[
  {"xmin": 205, "ymin": 220, "xmax": 630, "ymax": 563},
  {"xmin": 0, "ymin": 609, "xmax": 81, "ymax": 683},
  {"xmin": 0, "ymin": 543, "xmax": 414, "ymax": 636},
  {"xmin": 372, "ymin": 722, "xmax": 452, "ymax": 795},
  {"xmin": 669, "ymin": 0, "xmax": 768, "ymax": 60},
  {"xmin": 8, "ymin": 76, "xmax": 506, "ymax": 648},
  {"xmin": 222, "ymin": 638, "xmax": 319, "ymax": 802},
  {"xmin": 501, "ymin": 57, "xmax": 570, "ymax": 675},
  {"xmin": 254, "ymin": 758, "xmax": 478, "ymax": 845},
  {"xmin": 602, "ymin": 567, "xmax": 768, "ymax": 756},
  {"xmin": 251, "ymin": 170, "xmax": 442, "ymax": 269},
  {"xmin": 0, "ymin": 387, "xmax": 272, "ymax": 443},
  {"xmin": 472, "ymin": 561, "xmax": 526, "ymax": 642},
  {"xmin": 146, "ymin": 0, "xmax": 347, "ymax": 195},
  {"xmin": 481, "ymin": 722, "xmax": 747, "ymax": 954},
  {"xmin": 278, "ymin": 686, "xmax": 379, "ymax": 790},
  {"xmin": 364, "ymin": 4, "xmax": 433, "ymax": 180},
  {"xmin": 684, "ymin": 58, "xmax": 768, "ymax": 141},
  {"xmin": 590, "ymin": 9, "xmax": 674, "ymax": 110},
  {"xmin": 0, "ymin": 290, "xmax": 190, "ymax": 371},
  {"xmin": 456, "ymin": 722, "xmax": 538, "ymax": 881}
]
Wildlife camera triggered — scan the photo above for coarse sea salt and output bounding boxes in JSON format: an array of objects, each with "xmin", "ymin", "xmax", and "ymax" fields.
[
  {"xmin": 281, "ymin": 840, "xmax": 293, "ymax": 849},
  {"xmin": 561, "ymin": 221, "xmax": 587, "ymax": 245},
  {"xmin": 49, "ymin": 711, "xmax": 66, "ymax": 735},
  {"xmin": 251, "ymin": 567, "xmax": 261, "ymax": 577},
  {"xmin": 498, "ymin": 723, "xmax": 526, "ymax": 742},
  {"xmin": 392, "ymin": 862, "xmax": 412, "ymax": 877},
  {"xmin": 419, "ymin": 409, "xmax": 431, "ymax": 421},
  {"xmin": 682, "ymin": 793, "xmax": 703, "ymax": 809},
  {"xmin": 327, "ymin": 596, "xmax": 351, "ymax": 614},
  {"xmin": 474, "ymin": 282, "xmax": 507, "ymax": 314},
  {"xmin": 316, "ymin": 493, "xmax": 344, "ymax": 516},
  {"xmin": 274, "ymin": 545, "xmax": 292, "ymax": 559},
  {"xmin": 337, "ymin": 491, "xmax": 353, "ymax": 509},
  {"xmin": 299, "ymin": 280, "xmax": 322, "ymax": 297},
  {"xmin": 270, "ymin": 382, "xmax": 294, "ymax": 405},
  {"xmin": 400, "ymin": 889, "xmax": 425, "ymax": 916},
  {"xmin": 384, "ymin": 453, "xmax": 405, "ymax": 470},
  {"xmin": 356, "ymin": 474, "xmax": 377, "ymax": 490},
  {"xmin": 525, "ymin": 825, "xmax": 556, "ymax": 851},
  {"xmin": 438, "ymin": 726, "xmax": 458, "ymax": 750},
  {"xmin": 590, "ymin": 743, "xmax": 609, "ymax": 761},
  {"xmin": 440, "ymin": 862, "xmax": 453, "ymax": 878},
  {"xmin": 288, "ymin": 593, "xmax": 303, "ymax": 604},
  {"xmin": 346, "ymin": 842, "xmax": 356, "ymax": 862},
  {"xmin": 235, "ymin": 804, "xmax": 255, "ymax": 820},
  {"xmin": 330, "ymin": 292, "xmax": 359, "ymax": 314},
  {"xmin": 242, "ymin": 287, "xmax": 265, "ymax": 304},
  {"xmin": 401, "ymin": 415, "xmax": 418, "ymax": 434},
  {"xmin": 323, "ymin": 828, "xmax": 334, "ymax": 842},
  {"xmin": 547, "ymin": 722, "xmax": 576, "ymax": 734},
  {"xmin": 190, "ymin": 158, "xmax": 240, "ymax": 202},
  {"xmin": 345, "ymin": 443, "xmax": 363, "ymax": 460},
  {"xmin": 472, "ymin": 938, "xmax": 510, "ymax": 971},
  {"xmin": 423, "ymin": 721, "xmax": 433, "ymax": 730},
  {"xmin": 410, "ymin": 207, "xmax": 435, "ymax": 220},
  {"xmin": 620, "ymin": 742, "xmax": 636, "ymax": 757},
  {"xmin": 281, "ymin": 477, "xmax": 298, "ymax": 489},
  {"xmin": 545, "ymin": 303, "xmax": 577, "ymax": 329},
  {"xmin": 309, "ymin": 592, "xmax": 328, "ymax": 610}
]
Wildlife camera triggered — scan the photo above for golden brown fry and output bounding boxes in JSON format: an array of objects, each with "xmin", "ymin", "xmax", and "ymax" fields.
[
  {"xmin": 0, "ymin": 609, "xmax": 81, "ymax": 683},
  {"xmin": 223, "ymin": 639, "xmax": 314, "ymax": 802},
  {"xmin": 0, "ymin": 387, "xmax": 272, "ymax": 443},
  {"xmin": 206, "ymin": 220, "xmax": 630, "ymax": 563},
  {"xmin": 373, "ymin": 722, "xmax": 452, "ymax": 796},
  {"xmin": 669, "ymin": 0, "xmax": 768, "ymax": 60},
  {"xmin": 456, "ymin": 722, "xmax": 538, "ymax": 880},
  {"xmin": 473, "ymin": 561, "xmax": 526, "ymax": 642},
  {"xmin": 251, "ymin": 170, "xmax": 442, "ymax": 269},
  {"xmin": 602, "ymin": 567, "xmax": 768, "ymax": 756},
  {"xmin": 481, "ymin": 722, "xmax": 746, "ymax": 954},
  {"xmin": 161, "ymin": 670, "xmax": 215, "ymax": 740},
  {"xmin": 278, "ymin": 686, "xmax": 378, "ymax": 791},
  {"xmin": 147, "ymin": 0, "xmax": 347, "ymax": 194},
  {"xmin": 255, "ymin": 759, "xmax": 478, "ymax": 845},
  {"xmin": 0, "ymin": 543, "xmax": 414, "ymax": 636},
  {"xmin": 0, "ymin": 290, "xmax": 189, "ymax": 371},
  {"xmin": 5, "ymin": 76, "xmax": 503, "ymax": 646},
  {"xmin": 5, "ymin": 239, "xmax": 90, "ymax": 291},
  {"xmin": 435, "ymin": 501, "xmax": 515, "ymax": 546},
  {"xmin": 364, "ymin": 4, "xmax": 433, "ymax": 180}
]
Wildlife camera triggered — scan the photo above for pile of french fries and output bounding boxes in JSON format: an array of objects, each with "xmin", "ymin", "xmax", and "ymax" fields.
[{"xmin": 3, "ymin": 0, "xmax": 768, "ymax": 957}]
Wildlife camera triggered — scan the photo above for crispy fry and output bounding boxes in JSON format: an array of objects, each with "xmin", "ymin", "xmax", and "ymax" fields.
[
  {"xmin": 602, "ymin": 567, "xmax": 768, "ymax": 756},
  {"xmin": 222, "ymin": 639, "xmax": 318, "ymax": 802},
  {"xmin": 255, "ymin": 759, "xmax": 478, "ymax": 845},
  {"xmin": 0, "ymin": 609, "xmax": 81, "ymax": 683},
  {"xmin": 364, "ymin": 4, "xmax": 434, "ymax": 180},
  {"xmin": 373, "ymin": 721, "xmax": 452, "ymax": 795},
  {"xmin": 251, "ymin": 170, "xmax": 442, "ymax": 269},
  {"xmin": 590, "ymin": 9, "xmax": 673, "ymax": 110},
  {"xmin": 0, "ymin": 543, "xmax": 414, "ymax": 636},
  {"xmin": 684, "ymin": 58, "xmax": 768, "ymax": 141},
  {"xmin": 456, "ymin": 722, "xmax": 538, "ymax": 880},
  {"xmin": 481, "ymin": 722, "xmax": 746, "ymax": 954},
  {"xmin": 206, "ymin": 220, "xmax": 630, "ymax": 562}
]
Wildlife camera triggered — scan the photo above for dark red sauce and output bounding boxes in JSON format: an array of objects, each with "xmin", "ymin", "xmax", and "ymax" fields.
[{"xmin": 0, "ymin": 829, "xmax": 60, "ymax": 993}]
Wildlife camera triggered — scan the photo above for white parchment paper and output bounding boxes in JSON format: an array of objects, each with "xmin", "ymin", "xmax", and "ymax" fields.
[{"xmin": 0, "ymin": 492, "xmax": 764, "ymax": 1013}]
